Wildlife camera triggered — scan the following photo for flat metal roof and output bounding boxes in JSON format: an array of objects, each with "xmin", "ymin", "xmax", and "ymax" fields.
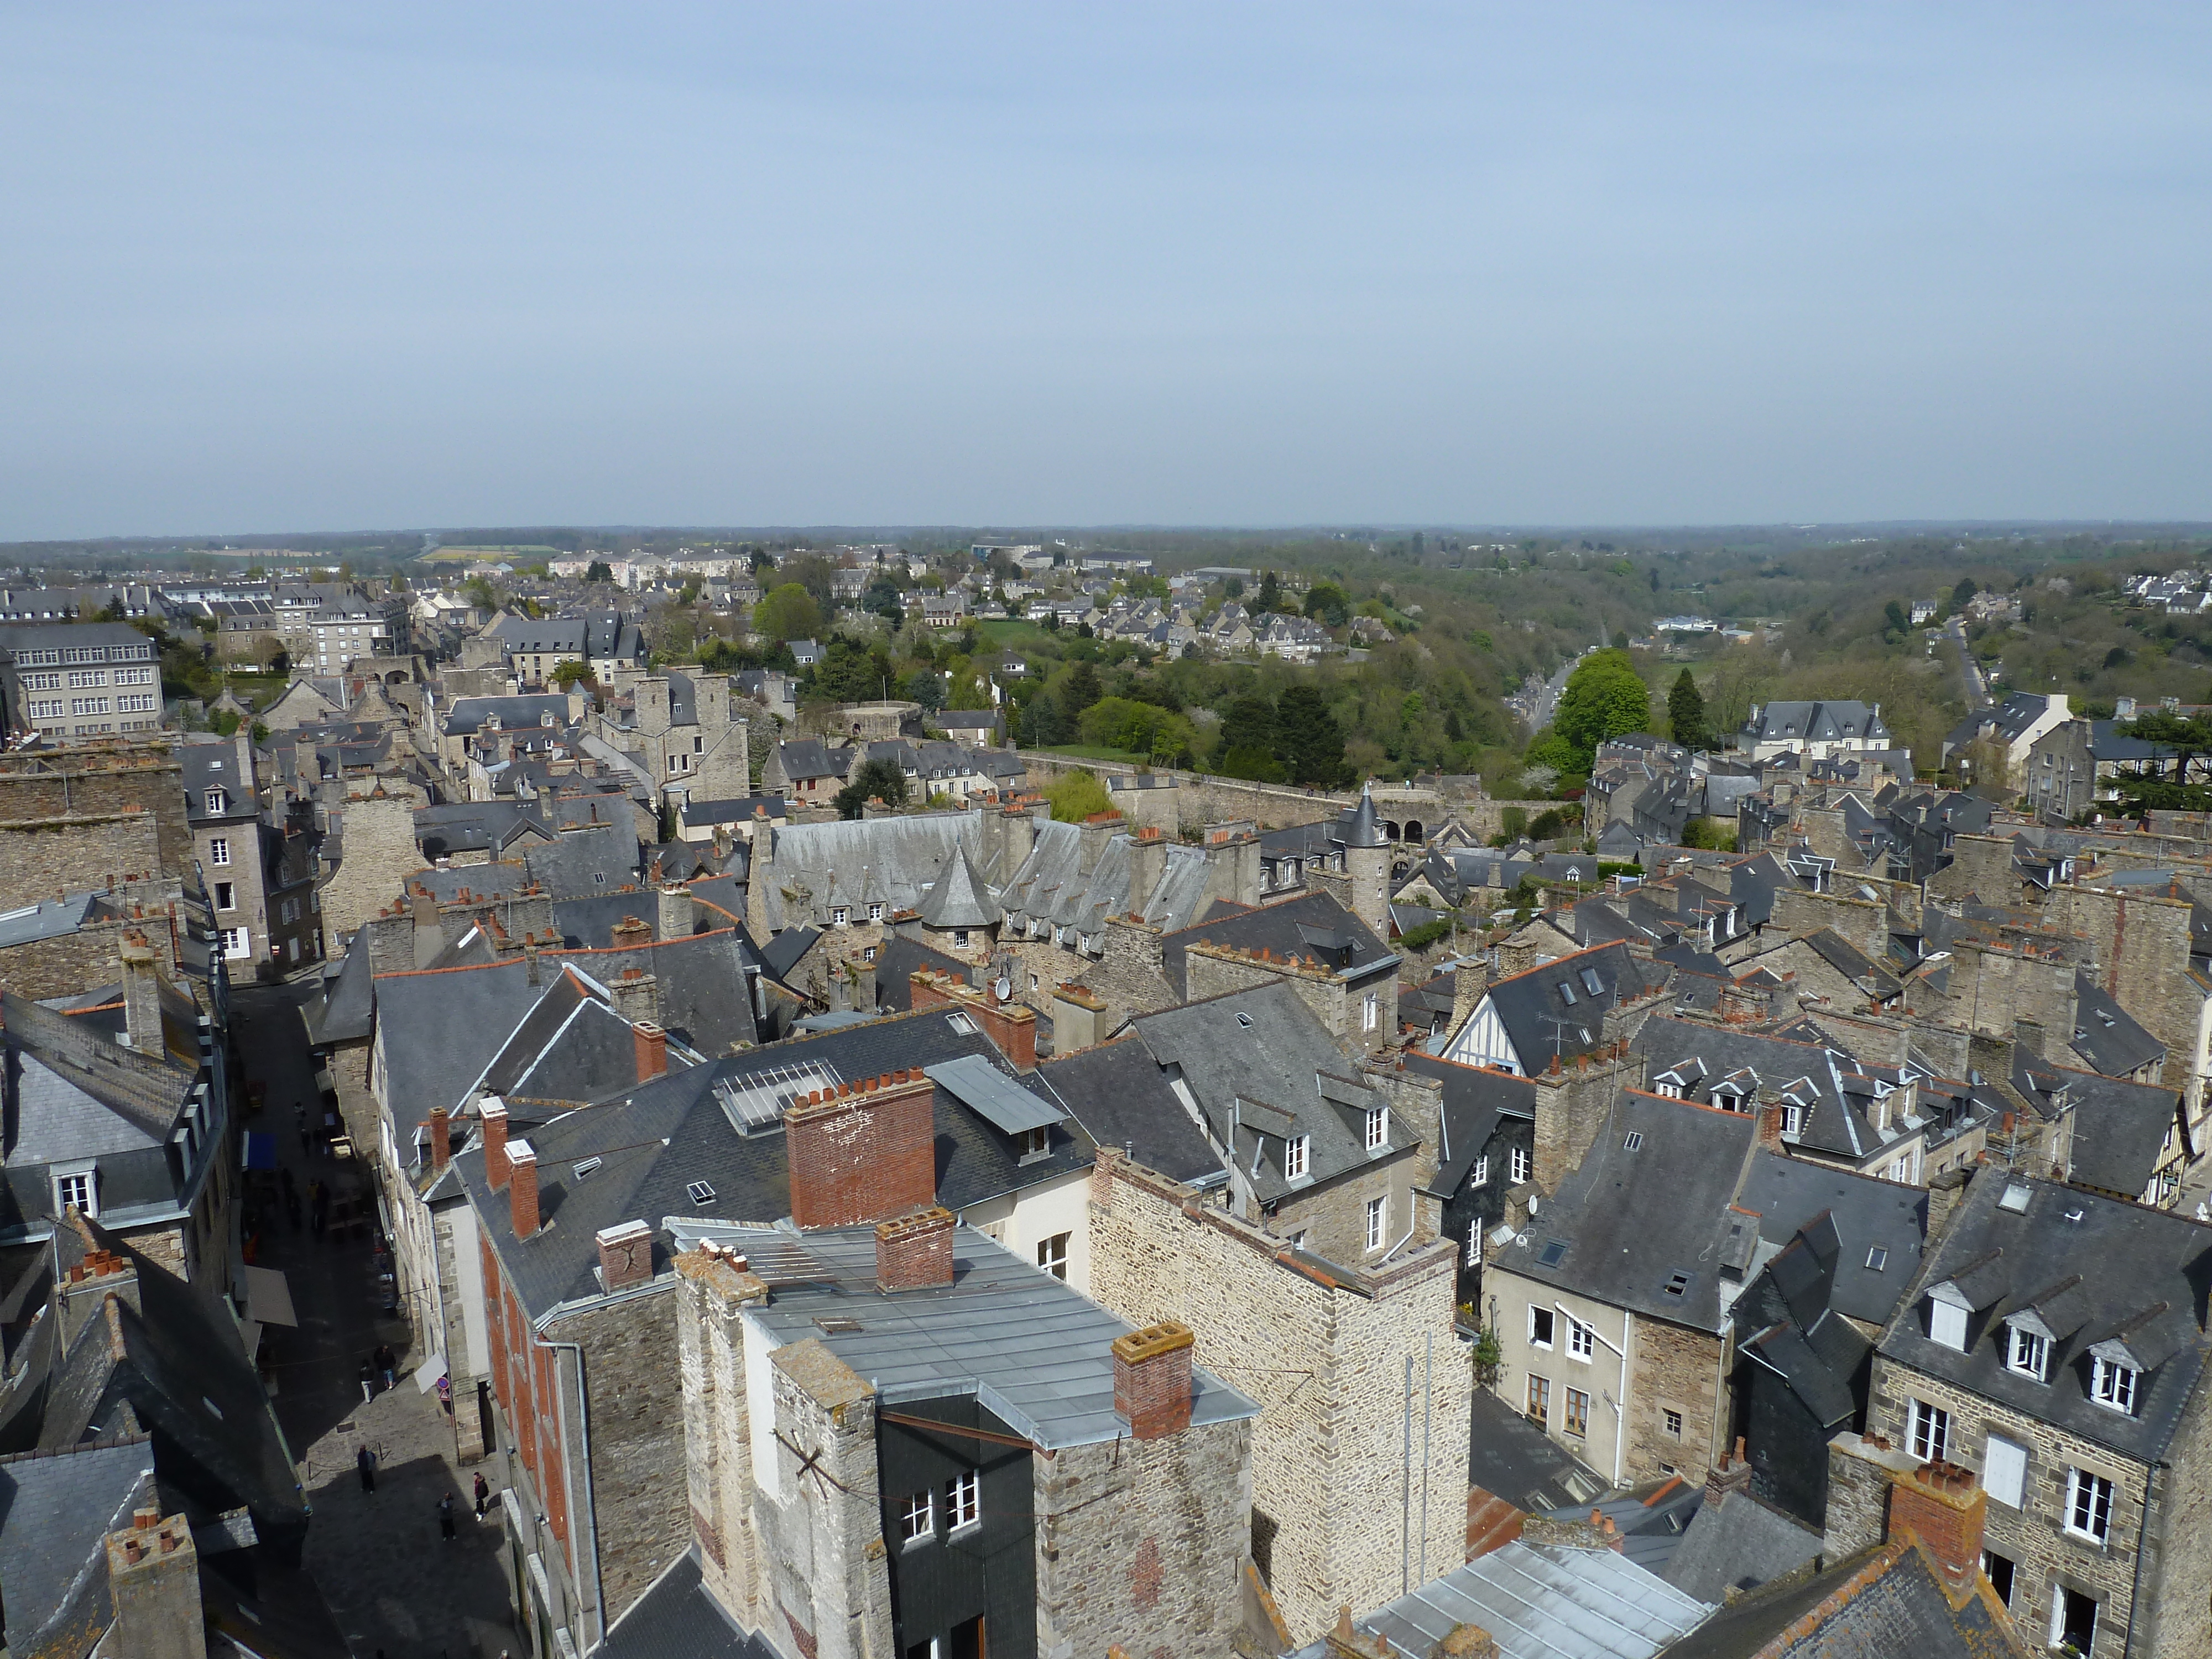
[{"xmin": 925, "ymin": 1053, "xmax": 1066, "ymax": 1134}]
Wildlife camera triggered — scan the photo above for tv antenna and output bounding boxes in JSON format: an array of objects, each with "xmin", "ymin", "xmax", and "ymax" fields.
[{"xmin": 1536, "ymin": 1014, "xmax": 1579, "ymax": 1064}]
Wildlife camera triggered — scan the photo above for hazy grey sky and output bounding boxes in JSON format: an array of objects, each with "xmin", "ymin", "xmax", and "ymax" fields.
[{"xmin": 3, "ymin": 4, "xmax": 2208, "ymax": 539}]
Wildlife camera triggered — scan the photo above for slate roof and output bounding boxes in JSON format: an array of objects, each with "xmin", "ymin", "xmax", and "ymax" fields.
[
  {"xmin": 873, "ymin": 934, "xmax": 977, "ymax": 1011},
  {"xmin": 1733, "ymin": 1155, "xmax": 1926, "ymax": 1328},
  {"xmin": 441, "ymin": 693, "xmax": 573, "ymax": 737},
  {"xmin": 1504, "ymin": 1091, "xmax": 1756, "ymax": 1333},
  {"xmin": 550, "ymin": 874, "xmax": 743, "ymax": 950},
  {"xmin": 1631, "ymin": 1016, "xmax": 1897, "ymax": 1168},
  {"xmin": 1466, "ymin": 1390, "xmax": 1612, "ymax": 1510},
  {"xmin": 916, "ymin": 843, "xmax": 1001, "ymax": 930},
  {"xmin": 307, "ymin": 929, "xmax": 375, "ymax": 1045},
  {"xmin": 1881, "ymin": 1172, "xmax": 2212, "ymax": 1467},
  {"xmin": 560, "ymin": 928, "xmax": 761, "ymax": 1054},
  {"xmin": 2066, "ymin": 973, "xmax": 2165, "ymax": 1077},
  {"xmin": 698, "ymin": 1224, "xmax": 1256, "ymax": 1450},
  {"xmin": 0, "ymin": 891, "xmax": 105, "ymax": 949},
  {"xmin": 1160, "ymin": 889, "xmax": 1395, "ymax": 1000},
  {"xmin": 1037, "ymin": 1035, "xmax": 1221, "ymax": 1187},
  {"xmin": 1661, "ymin": 1489, "xmax": 1820, "ymax": 1606},
  {"xmin": 758, "ymin": 926, "xmax": 820, "ymax": 984},
  {"xmin": 1479, "ymin": 942, "xmax": 1661, "ymax": 1072},
  {"xmin": 1338, "ymin": 787, "xmax": 1389, "ymax": 848},
  {"xmin": 770, "ymin": 739, "xmax": 849, "ymax": 782},
  {"xmin": 0, "ymin": 1433, "xmax": 155, "ymax": 1659},
  {"xmin": 1291, "ymin": 1538, "xmax": 1710, "ymax": 1659},
  {"xmin": 1657, "ymin": 1540, "xmax": 2026, "ymax": 1659},
  {"xmin": 457, "ymin": 1006, "xmax": 1093, "ymax": 1318},
  {"xmin": 679, "ymin": 794, "xmax": 787, "ymax": 831},
  {"xmin": 1740, "ymin": 701, "xmax": 1888, "ymax": 747},
  {"xmin": 598, "ymin": 1548, "xmax": 774, "ymax": 1659},
  {"xmin": 371, "ymin": 959, "xmax": 546, "ymax": 1119},
  {"xmin": 523, "ymin": 822, "xmax": 642, "ymax": 901},
  {"xmin": 1401, "ymin": 1053, "xmax": 1533, "ymax": 1198},
  {"xmin": 753, "ymin": 813, "xmax": 986, "ymax": 932},
  {"xmin": 1128, "ymin": 982, "xmax": 1409, "ymax": 1208}
]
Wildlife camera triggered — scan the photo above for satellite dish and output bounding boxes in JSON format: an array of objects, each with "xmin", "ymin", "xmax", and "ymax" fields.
[{"xmin": 994, "ymin": 977, "xmax": 1012, "ymax": 1003}]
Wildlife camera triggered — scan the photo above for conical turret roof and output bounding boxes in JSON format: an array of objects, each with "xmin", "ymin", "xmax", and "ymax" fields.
[
  {"xmin": 918, "ymin": 841, "xmax": 1003, "ymax": 930},
  {"xmin": 1339, "ymin": 781, "xmax": 1388, "ymax": 849}
]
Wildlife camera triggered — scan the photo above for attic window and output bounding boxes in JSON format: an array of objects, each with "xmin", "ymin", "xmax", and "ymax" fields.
[
  {"xmin": 1236, "ymin": 1013, "xmax": 1253, "ymax": 1027},
  {"xmin": 1556, "ymin": 981, "xmax": 1578, "ymax": 1006},
  {"xmin": 946, "ymin": 1013, "xmax": 977, "ymax": 1036},
  {"xmin": 593, "ymin": 872, "xmax": 607, "ymax": 885},
  {"xmin": 1866, "ymin": 1246, "xmax": 1888, "ymax": 1271},
  {"xmin": 1663, "ymin": 1271, "xmax": 1692, "ymax": 1298},
  {"xmin": 1578, "ymin": 968, "xmax": 1604, "ymax": 997},
  {"xmin": 1997, "ymin": 1182, "xmax": 2033, "ymax": 1213},
  {"xmin": 687, "ymin": 1180, "xmax": 717, "ymax": 1207},
  {"xmin": 1623, "ymin": 1131, "xmax": 1644, "ymax": 1151},
  {"xmin": 1536, "ymin": 1239, "xmax": 1568, "ymax": 1267},
  {"xmin": 572, "ymin": 1157, "xmax": 602, "ymax": 1182}
]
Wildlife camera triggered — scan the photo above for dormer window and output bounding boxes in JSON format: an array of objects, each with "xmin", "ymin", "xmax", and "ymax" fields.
[
  {"xmin": 2007, "ymin": 1325, "xmax": 2049, "ymax": 1381},
  {"xmin": 1363, "ymin": 1107, "xmax": 1388, "ymax": 1151},
  {"xmin": 1929, "ymin": 1295, "xmax": 1970, "ymax": 1352},
  {"xmin": 1781, "ymin": 1103, "xmax": 1804, "ymax": 1135},
  {"xmin": 1656, "ymin": 1082, "xmax": 1681, "ymax": 1099},
  {"xmin": 205, "ymin": 787, "xmax": 228, "ymax": 815},
  {"xmin": 2092, "ymin": 1356, "xmax": 2139, "ymax": 1414},
  {"xmin": 1285, "ymin": 1135, "xmax": 1310, "ymax": 1180}
]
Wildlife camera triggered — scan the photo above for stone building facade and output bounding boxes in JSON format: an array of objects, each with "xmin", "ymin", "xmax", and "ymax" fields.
[{"xmin": 1084, "ymin": 1147, "xmax": 1465, "ymax": 1645}]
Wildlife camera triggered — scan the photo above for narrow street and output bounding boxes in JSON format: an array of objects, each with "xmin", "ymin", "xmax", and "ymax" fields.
[{"xmin": 231, "ymin": 983, "xmax": 526, "ymax": 1659}]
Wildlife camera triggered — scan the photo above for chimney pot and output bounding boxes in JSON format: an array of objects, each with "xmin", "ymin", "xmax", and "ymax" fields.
[
  {"xmin": 481, "ymin": 1101, "xmax": 512, "ymax": 1190},
  {"xmin": 633, "ymin": 1020, "xmax": 668, "ymax": 1081},
  {"xmin": 428, "ymin": 1106, "xmax": 451, "ymax": 1172}
]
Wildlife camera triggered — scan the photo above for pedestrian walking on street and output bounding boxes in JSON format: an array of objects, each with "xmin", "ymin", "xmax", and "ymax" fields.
[
  {"xmin": 439, "ymin": 1491, "xmax": 456, "ymax": 1541},
  {"xmin": 377, "ymin": 1343, "xmax": 396, "ymax": 1391},
  {"xmin": 360, "ymin": 1358, "xmax": 377, "ymax": 1401},
  {"xmin": 473, "ymin": 1472, "xmax": 491, "ymax": 1519},
  {"xmin": 356, "ymin": 1444, "xmax": 377, "ymax": 1494}
]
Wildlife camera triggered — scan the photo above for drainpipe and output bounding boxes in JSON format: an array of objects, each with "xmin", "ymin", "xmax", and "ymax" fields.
[{"xmin": 538, "ymin": 1335, "xmax": 603, "ymax": 1653}]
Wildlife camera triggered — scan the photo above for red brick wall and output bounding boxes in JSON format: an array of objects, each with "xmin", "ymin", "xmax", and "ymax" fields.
[
  {"xmin": 784, "ymin": 1073, "xmax": 935, "ymax": 1228},
  {"xmin": 483, "ymin": 1230, "xmax": 570, "ymax": 1549}
]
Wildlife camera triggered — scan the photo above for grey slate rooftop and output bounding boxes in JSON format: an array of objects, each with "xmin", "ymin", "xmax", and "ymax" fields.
[{"xmin": 678, "ymin": 1223, "xmax": 1258, "ymax": 1451}]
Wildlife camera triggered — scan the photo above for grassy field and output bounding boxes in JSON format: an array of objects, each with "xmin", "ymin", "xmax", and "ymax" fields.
[
  {"xmin": 416, "ymin": 545, "xmax": 564, "ymax": 563},
  {"xmin": 972, "ymin": 618, "xmax": 1055, "ymax": 650},
  {"xmin": 1036, "ymin": 743, "xmax": 1146, "ymax": 764}
]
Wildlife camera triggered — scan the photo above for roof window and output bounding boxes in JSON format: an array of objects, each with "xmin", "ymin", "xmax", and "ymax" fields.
[
  {"xmin": 1866, "ymin": 1246, "xmax": 1888, "ymax": 1271},
  {"xmin": 1623, "ymin": 1131, "xmax": 1643, "ymax": 1151},
  {"xmin": 1997, "ymin": 1182, "xmax": 2032, "ymax": 1213},
  {"xmin": 1555, "ymin": 982, "xmax": 1577, "ymax": 1006},
  {"xmin": 687, "ymin": 1180, "xmax": 717, "ymax": 1207},
  {"xmin": 1663, "ymin": 1271, "xmax": 1692, "ymax": 1297},
  {"xmin": 1578, "ymin": 967, "xmax": 1604, "ymax": 997}
]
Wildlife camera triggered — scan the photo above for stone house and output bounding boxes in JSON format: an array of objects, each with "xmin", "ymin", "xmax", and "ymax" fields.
[
  {"xmin": 1436, "ymin": 941, "xmax": 1668, "ymax": 1073},
  {"xmin": 0, "ymin": 939, "xmax": 236, "ymax": 1288},
  {"xmin": 654, "ymin": 1223, "xmax": 1257, "ymax": 1659},
  {"xmin": 1868, "ymin": 1171, "xmax": 2212, "ymax": 1657},
  {"xmin": 758, "ymin": 738, "xmax": 852, "ymax": 810},
  {"xmin": 451, "ymin": 1039, "xmax": 1107, "ymax": 1656},
  {"xmin": 1400, "ymin": 1049, "xmax": 1534, "ymax": 1311},
  {"xmin": 1084, "ymin": 1145, "xmax": 1465, "ymax": 1646}
]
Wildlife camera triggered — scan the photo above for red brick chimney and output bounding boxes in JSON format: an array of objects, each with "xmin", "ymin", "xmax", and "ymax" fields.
[
  {"xmin": 1112, "ymin": 1321, "xmax": 1196, "ymax": 1440},
  {"xmin": 481, "ymin": 1100, "xmax": 511, "ymax": 1190},
  {"xmin": 875, "ymin": 1207, "xmax": 955, "ymax": 1292},
  {"xmin": 784, "ymin": 1070, "xmax": 936, "ymax": 1229},
  {"xmin": 1888, "ymin": 1461, "xmax": 1987, "ymax": 1608},
  {"xmin": 634, "ymin": 1020, "xmax": 668, "ymax": 1081},
  {"xmin": 427, "ymin": 1105, "xmax": 451, "ymax": 1173},
  {"xmin": 1755, "ymin": 1102, "xmax": 1787, "ymax": 1155},
  {"xmin": 596, "ymin": 1219, "xmax": 654, "ymax": 1290},
  {"xmin": 507, "ymin": 1138, "xmax": 540, "ymax": 1238}
]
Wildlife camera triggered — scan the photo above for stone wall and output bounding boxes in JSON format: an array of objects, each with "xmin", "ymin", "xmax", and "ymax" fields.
[
  {"xmin": 0, "ymin": 751, "xmax": 190, "ymax": 874},
  {"xmin": 552, "ymin": 1288, "xmax": 690, "ymax": 1629},
  {"xmin": 0, "ymin": 810, "xmax": 165, "ymax": 910},
  {"xmin": 1086, "ymin": 1150, "xmax": 1465, "ymax": 1645},
  {"xmin": 1037, "ymin": 1417, "xmax": 1251, "ymax": 1659},
  {"xmin": 1770, "ymin": 886, "xmax": 1891, "ymax": 963},
  {"xmin": 0, "ymin": 902, "xmax": 183, "ymax": 998},
  {"xmin": 1869, "ymin": 1354, "xmax": 2173, "ymax": 1656},
  {"xmin": 320, "ymin": 794, "xmax": 423, "ymax": 948},
  {"xmin": 1624, "ymin": 1314, "xmax": 1729, "ymax": 1483}
]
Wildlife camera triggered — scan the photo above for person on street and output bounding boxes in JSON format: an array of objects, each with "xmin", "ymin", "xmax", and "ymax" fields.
[
  {"xmin": 356, "ymin": 1444, "xmax": 377, "ymax": 1494},
  {"xmin": 377, "ymin": 1343, "xmax": 395, "ymax": 1390},
  {"xmin": 473, "ymin": 1472, "xmax": 491, "ymax": 1519},
  {"xmin": 439, "ymin": 1491, "xmax": 456, "ymax": 1541}
]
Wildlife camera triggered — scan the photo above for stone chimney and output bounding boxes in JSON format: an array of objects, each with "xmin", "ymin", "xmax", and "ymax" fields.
[
  {"xmin": 1532, "ymin": 1044, "xmax": 1644, "ymax": 1196},
  {"xmin": 634, "ymin": 1020, "xmax": 668, "ymax": 1082},
  {"xmin": 597, "ymin": 1219, "xmax": 655, "ymax": 1290},
  {"xmin": 612, "ymin": 914, "xmax": 652, "ymax": 952},
  {"xmin": 1112, "ymin": 1320, "xmax": 1194, "ymax": 1440},
  {"xmin": 1887, "ymin": 1461, "xmax": 1988, "ymax": 1608},
  {"xmin": 1076, "ymin": 812, "xmax": 1124, "ymax": 875},
  {"xmin": 1448, "ymin": 958, "xmax": 1489, "ymax": 1047},
  {"xmin": 1128, "ymin": 827, "xmax": 1170, "ymax": 912},
  {"xmin": 875, "ymin": 1206, "xmax": 956, "ymax": 1292},
  {"xmin": 119, "ymin": 932, "xmax": 163, "ymax": 1055},
  {"xmin": 909, "ymin": 969, "xmax": 1037, "ymax": 1070},
  {"xmin": 1050, "ymin": 983, "xmax": 1105, "ymax": 1054},
  {"xmin": 657, "ymin": 882, "xmax": 696, "ymax": 941},
  {"xmin": 481, "ymin": 1100, "xmax": 511, "ymax": 1190},
  {"xmin": 1432, "ymin": 1624, "xmax": 1502, "ymax": 1659},
  {"xmin": 105, "ymin": 1507, "xmax": 206, "ymax": 1659},
  {"xmin": 1755, "ymin": 1102, "xmax": 1787, "ymax": 1156},
  {"xmin": 1705, "ymin": 1437, "xmax": 1752, "ymax": 1506},
  {"xmin": 608, "ymin": 964, "xmax": 659, "ymax": 1025},
  {"xmin": 427, "ymin": 1105, "xmax": 451, "ymax": 1173},
  {"xmin": 507, "ymin": 1138, "xmax": 540, "ymax": 1238},
  {"xmin": 412, "ymin": 889, "xmax": 442, "ymax": 966},
  {"xmin": 784, "ymin": 1070, "xmax": 936, "ymax": 1229}
]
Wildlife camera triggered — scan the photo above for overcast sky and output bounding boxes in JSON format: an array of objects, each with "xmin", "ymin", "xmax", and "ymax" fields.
[{"xmin": 3, "ymin": 4, "xmax": 2208, "ymax": 539}]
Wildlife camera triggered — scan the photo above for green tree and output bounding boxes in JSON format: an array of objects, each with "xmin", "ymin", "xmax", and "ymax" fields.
[
  {"xmin": 1078, "ymin": 697, "xmax": 1197, "ymax": 763},
  {"xmin": 1277, "ymin": 684, "xmax": 1348, "ymax": 787},
  {"xmin": 1223, "ymin": 576, "xmax": 1244, "ymax": 599},
  {"xmin": 1062, "ymin": 660, "xmax": 1103, "ymax": 717},
  {"xmin": 1304, "ymin": 583, "xmax": 1350, "ymax": 627},
  {"xmin": 754, "ymin": 583, "xmax": 822, "ymax": 644},
  {"xmin": 834, "ymin": 757, "xmax": 909, "ymax": 819},
  {"xmin": 551, "ymin": 660, "xmax": 597, "ymax": 693},
  {"xmin": 1666, "ymin": 669, "xmax": 1709, "ymax": 750},
  {"xmin": 1045, "ymin": 768, "xmax": 1114, "ymax": 823},
  {"xmin": 1884, "ymin": 599, "xmax": 1910, "ymax": 635},
  {"xmin": 1553, "ymin": 649, "xmax": 1650, "ymax": 765},
  {"xmin": 1952, "ymin": 576, "xmax": 1978, "ymax": 608},
  {"xmin": 1610, "ymin": 629, "xmax": 1630, "ymax": 651},
  {"xmin": 1256, "ymin": 571, "xmax": 1282, "ymax": 613},
  {"xmin": 810, "ymin": 638, "xmax": 887, "ymax": 702},
  {"xmin": 1218, "ymin": 693, "xmax": 1279, "ymax": 757},
  {"xmin": 902, "ymin": 670, "xmax": 945, "ymax": 712},
  {"xmin": 586, "ymin": 560, "xmax": 614, "ymax": 583}
]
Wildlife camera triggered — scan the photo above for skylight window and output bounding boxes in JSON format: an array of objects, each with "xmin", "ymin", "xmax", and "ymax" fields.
[
  {"xmin": 1623, "ymin": 1131, "xmax": 1644, "ymax": 1151},
  {"xmin": 1555, "ymin": 981, "xmax": 1577, "ymax": 1005},
  {"xmin": 572, "ymin": 1157, "xmax": 602, "ymax": 1182},
  {"xmin": 687, "ymin": 1180, "xmax": 717, "ymax": 1207},
  {"xmin": 1663, "ymin": 1271, "xmax": 1692, "ymax": 1297},
  {"xmin": 1997, "ymin": 1182, "xmax": 2033, "ymax": 1213},
  {"xmin": 1578, "ymin": 968, "xmax": 1604, "ymax": 997},
  {"xmin": 1536, "ymin": 1239, "xmax": 1568, "ymax": 1267},
  {"xmin": 1865, "ymin": 1246, "xmax": 1888, "ymax": 1271}
]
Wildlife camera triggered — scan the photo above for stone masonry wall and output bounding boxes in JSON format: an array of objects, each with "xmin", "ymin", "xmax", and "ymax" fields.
[
  {"xmin": 1036, "ymin": 1416, "xmax": 1251, "ymax": 1659},
  {"xmin": 0, "ymin": 811, "xmax": 165, "ymax": 910},
  {"xmin": 2136, "ymin": 1353, "xmax": 2212, "ymax": 1659},
  {"xmin": 0, "ymin": 906, "xmax": 183, "ymax": 998},
  {"xmin": 553, "ymin": 1288, "xmax": 690, "ymax": 1629},
  {"xmin": 0, "ymin": 753, "xmax": 190, "ymax": 873},
  {"xmin": 320, "ymin": 794, "xmax": 423, "ymax": 948},
  {"xmin": 1624, "ymin": 1314, "xmax": 1729, "ymax": 1484},
  {"xmin": 1870, "ymin": 1354, "xmax": 2154, "ymax": 1655},
  {"xmin": 1086, "ymin": 1151, "xmax": 1466, "ymax": 1645}
]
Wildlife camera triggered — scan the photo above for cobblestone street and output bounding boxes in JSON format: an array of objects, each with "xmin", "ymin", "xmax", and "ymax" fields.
[{"xmin": 233, "ymin": 983, "xmax": 527, "ymax": 1659}]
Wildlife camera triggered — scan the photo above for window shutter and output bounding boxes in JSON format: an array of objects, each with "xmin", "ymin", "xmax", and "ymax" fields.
[{"xmin": 1984, "ymin": 1434, "xmax": 2027, "ymax": 1508}]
